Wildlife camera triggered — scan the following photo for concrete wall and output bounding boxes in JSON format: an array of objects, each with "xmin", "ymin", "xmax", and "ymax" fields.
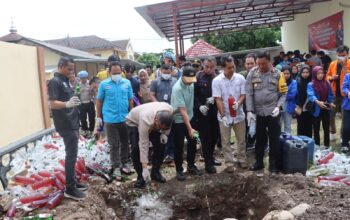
[
  {"xmin": 44, "ymin": 49, "xmax": 61, "ymax": 67},
  {"xmin": 0, "ymin": 42, "xmax": 45, "ymax": 147},
  {"xmin": 281, "ymin": 0, "xmax": 350, "ymax": 55}
]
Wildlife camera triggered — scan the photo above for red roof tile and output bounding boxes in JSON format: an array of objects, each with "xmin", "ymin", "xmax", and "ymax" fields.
[{"xmin": 185, "ymin": 40, "xmax": 222, "ymax": 58}]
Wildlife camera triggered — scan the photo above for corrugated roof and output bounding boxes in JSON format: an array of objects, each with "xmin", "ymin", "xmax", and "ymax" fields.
[
  {"xmin": 111, "ymin": 39, "xmax": 130, "ymax": 50},
  {"xmin": 46, "ymin": 35, "xmax": 124, "ymax": 51},
  {"xmin": 26, "ymin": 38, "xmax": 106, "ymax": 60},
  {"xmin": 185, "ymin": 39, "xmax": 222, "ymax": 58}
]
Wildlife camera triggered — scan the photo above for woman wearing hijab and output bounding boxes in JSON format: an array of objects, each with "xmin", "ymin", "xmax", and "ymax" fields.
[
  {"xmin": 307, "ymin": 66, "xmax": 335, "ymax": 148},
  {"xmin": 295, "ymin": 66, "xmax": 313, "ymax": 137},
  {"xmin": 280, "ymin": 66, "xmax": 297, "ymax": 134},
  {"xmin": 291, "ymin": 65, "xmax": 299, "ymax": 79}
]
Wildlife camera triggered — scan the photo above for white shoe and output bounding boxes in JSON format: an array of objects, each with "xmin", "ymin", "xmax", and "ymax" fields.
[{"xmin": 330, "ymin": 133, "xmax": 337, "ymax": 141}]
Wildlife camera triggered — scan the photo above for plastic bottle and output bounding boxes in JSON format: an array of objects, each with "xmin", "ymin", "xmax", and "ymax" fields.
[
  {"xmin": 23, "ymin": 213, "xmax": 53, "ymax": 220},
  {"xmin": 248, "ymin": 118, "xmax": 256, "ymax": 137},
  {"xmin": 32, "ymin": 178, "xmax": 54, "ymax": 190},
  {"xmin": 317, "ymin": 152, "xmax": 335, "ymax": 165},
  {"xmin": 59, "ymin": 159, "xmax": 65, "ymax": 168},
  {"xmin": 54, "ymin": 167, "xmax": 65, "ymax": 175},
  {"xmin": 193, "ymin": 131, "xmax": 201, "ymax": 144},
  {"xmin": 41, "ymin": 186, "xmax": 54, "ymax": 195},
  {"xmin": 30, "ymin": 173, "xmax": 44, "ymax": 182},
  {"xmin": 6, "ymin": 202, "xmax": 16, "ymax": 217},
  {"xmin": 29, "ymin": 198, "xmax": 49, "ymax": 209},
  {"xmin": 77, "ymin": 158, "xmax": 88, "ymax": 174},
  {"xmin": 319, "ymin": 180, "xmax": 346, "ymax": 187},
  {"xmin": 80, "ymin": 173, "xmax": 90, "ymax": 182},
  {"xmin": 52, "ymin": 177, "xmax": 65, "ymax": 190},
  {"xmin": 54, "ymin": 172, "xmax": 66, "ymax": 185},
  {"xmin": 13, "ymin": 176, "xmax": 35, "ymax": 185},
  {"xmin": 86, "ymin": 165, "xmax": 112, "ymax": 183},
  {"xmin": 318, "ymin": 175, "xmax": 347, "ymax": 182},
  {"xmin": 87, "ymin": 135, "xmax": 98, "ymax": 150},
  {"xmin": 228, "ymin": 96, "xmax": 236, "ymax": 117},
  {"xmin": 38, "ymin": 171, "xmax": 52, "ymax": 178},
  {"xmin": 43, "ymin": 143, "xmax": 59, "ymax": 150},
  {"xmin": 75, "ymin": 83, "xmax": 81, "ymax": 97},
  {"xmin": 47, "ymin": 191, "xmax": 64, "ymax": 209},
  {"xmin": 20, "ymin": 193, "xmax": 47, "ymax": 204}
]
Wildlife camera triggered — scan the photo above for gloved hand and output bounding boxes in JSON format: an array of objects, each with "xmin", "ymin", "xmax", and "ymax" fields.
[
  {"xmin": 199, "ymin": 105, "xmax": 209, "ymax": 115},
  {"xmin": 222, "ymin": 116, "xmax": 230, "ymax": 127},
  {"xmin": 142, "ymin": 168, "xmax": 150, "ymax": 181},
  {"xmin": 271, "ymin": 107, "xmax": 280, "ymax": 117},
  {"xmin": 65, "ymin": 96, "xmax": 80, "ymax": 108},
  {"xmin": 206, "ymin": 97, "xmax": 215, "ymax": 105},
  {"xmin": 232, "ymin": 102, "xmax": 239, "ymax": 110},
  {"xmin": 160, "ymin": 134, "xmax": 168, "ymax": 144},
  {"xmin": 247, "ymin": 112, "xmax": 256, "ymax": 125}
]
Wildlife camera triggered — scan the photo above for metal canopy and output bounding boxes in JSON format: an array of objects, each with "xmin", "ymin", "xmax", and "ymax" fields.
[
  {"xmin": 136, "ymin": 0, "xmax": 331, "ymax": 64},
  {"xmin": 136, "ymin": 0, "xmax": 331, "ymax": 40}
]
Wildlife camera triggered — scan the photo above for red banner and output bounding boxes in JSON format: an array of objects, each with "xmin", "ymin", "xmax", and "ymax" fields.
[{"xmin": 308, "ymin": 11, "xmax": 343, "ymax": 52}]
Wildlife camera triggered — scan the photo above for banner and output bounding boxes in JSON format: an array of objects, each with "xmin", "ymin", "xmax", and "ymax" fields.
[{"xmin": 308, "ymin": 11, "xmax": 343, "ymax": 51}]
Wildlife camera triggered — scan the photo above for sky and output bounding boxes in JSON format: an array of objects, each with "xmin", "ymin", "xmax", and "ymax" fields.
[{"xmin": 0, "ymin": 0, "xmax": 192, "ymax": 53}]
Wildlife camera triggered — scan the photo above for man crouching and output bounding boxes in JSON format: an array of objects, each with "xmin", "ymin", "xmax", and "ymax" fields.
[{"xmin": 126, "ymin": 102, "xmax": 173, "ymax": 188}]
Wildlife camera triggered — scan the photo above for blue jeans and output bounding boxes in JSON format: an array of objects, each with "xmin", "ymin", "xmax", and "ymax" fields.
[
  {"xmin": 280, "ymin": 111, "xmax": 293, "ymax": 134},
  {"xmin": 165, "ymin": 129, "xmax": 174, "ymax": 158}
]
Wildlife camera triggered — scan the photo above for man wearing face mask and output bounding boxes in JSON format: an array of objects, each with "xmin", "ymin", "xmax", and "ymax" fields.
[
  {"xmin": 171, "ymin": 66, "xmax": 203, "ymax": 181},
  {"xmin": 194, "ymin": 57, "xmax": 221, "ymax": 174},
  {"xmin": 150, "ymin": 64, "xmax": 178, "ymax": 164},
  {"xmin": 95, "ymin": 61, "xmax": 134, "ymax": 180},
  {"xmin": 326, "ymin": 45, "xmax": 350, "ymax": 142},
  {"xmin": 126, "ymin": 102, "xmax": 173, "ymax": 188},
  {"xmin": 246, "ymin": 51, "xmax": 287, "ymax": 175}
]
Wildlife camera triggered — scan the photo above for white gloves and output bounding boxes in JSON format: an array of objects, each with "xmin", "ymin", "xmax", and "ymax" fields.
[
  {"xmin": 142, "ymin": 168, "xmax": 150, "ymax": 181},
  {"xmin": 271, "ymin": 107, "xmax": 280, "ymax": 117},
  {"xmin": 232, "ymin": 102, "xmax": 239, "ymax": 110},
  {"xmin": 160, "ymin": 134, "xmax": 168, "ymax": 144},
  {"xmin": 199, "ymin": 105, "xmax": 209, "ymax": 116},
  {"xmin": 222, "ymin": 116, "xmax": 230, "ymax": 127},
  {"xmin": 247, "ymin": 112, "xmax": 256, "ymax": 125},
  {"xmin": 206, "ymin": 97, "xmax": 215, "ymax": 105},
  {"xmin": 65, "ymin": 96, "xmax": 80, "ymax": 108}
]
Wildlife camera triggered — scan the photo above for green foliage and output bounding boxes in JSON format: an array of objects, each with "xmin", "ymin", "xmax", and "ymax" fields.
[
  {"xmin": 192, "ymin": 27, "xmax": 281, "ymax": 52},
  {"xmin": 137, "ymin": 53, "xmax": 161, "ymax": 68}
]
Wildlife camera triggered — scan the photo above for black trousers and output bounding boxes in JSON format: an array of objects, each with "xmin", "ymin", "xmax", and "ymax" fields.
[
  {"xmin": 255, "ymin": 115, "xmax": 281, "ymax": 169},
  {"xmin": 173, "ymin": 122, "xmax": 197, "ymax": 172},
  {"xmin": 313, "ymin": 109, "xmax": 330, "ymax": 147},
  {"xmin": 297, "ymin": 111, "xmax": 313, "ymax": 138},
  {"xmin": 129, "ymin": 127, "xmax": 165, "ymax": 179},
  {"xmin": 79, "ymin": 102, "xmax": 96, "ymax": 131},
  {"xmin": 198, "ymin": 114, "xmax": 219, "ymax": 167},
  {"xmin": 58, "ymin": 130, "xmax": 79, "ymax": 191}
]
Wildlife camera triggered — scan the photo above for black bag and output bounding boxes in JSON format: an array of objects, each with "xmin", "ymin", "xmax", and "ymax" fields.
[{"xmin": 305, "ymin": 101, "xmax": 315, "ymax": 113}]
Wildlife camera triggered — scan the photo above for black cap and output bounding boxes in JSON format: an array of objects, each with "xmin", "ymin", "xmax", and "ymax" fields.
[
  {"xmin": 108, "ymin": 55, "xmax": 120, "ymax": 62},
  {"xmin": 182, "ymin": 66, "xmax": 197, "ymax": 83}
]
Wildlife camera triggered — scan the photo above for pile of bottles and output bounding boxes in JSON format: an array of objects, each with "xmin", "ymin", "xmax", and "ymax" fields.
[
  {"xmin": 307, "ymin": 147, "xmax": 350, "ymax": 187},
  {"xmin": 3, "ymin": 133, "xmax": 113, "ymax": 217}
]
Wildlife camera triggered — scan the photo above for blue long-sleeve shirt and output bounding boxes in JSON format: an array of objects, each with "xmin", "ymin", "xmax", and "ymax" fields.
[
  {"xmin": 284, "ymin": 80, "xmax": 298, "ymax": 114},
  {"xmin": 342, "ymin": 74, "xmax": 350, "ymax": 110},
  {"xmin": 307, "ymin": 82, "xmax": 334, "ymax": 117}
]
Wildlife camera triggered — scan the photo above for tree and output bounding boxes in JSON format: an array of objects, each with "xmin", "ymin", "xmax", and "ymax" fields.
[
  {"xmin": 192, "ymin": 27, "xmax": 281, "ymax": 52},
  {"xmin": 137, "ymin": 53, "xmax": 161, "ymax": 68}
]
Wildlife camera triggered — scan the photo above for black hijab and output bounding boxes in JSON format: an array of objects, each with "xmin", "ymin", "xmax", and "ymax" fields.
[
  {"xmin": 281, "ymin": 65, "xmax": 293, "ymax": 86},
  {"xmin": 297, "ymin": 66, "xmax": 312, "ymax": 106}
]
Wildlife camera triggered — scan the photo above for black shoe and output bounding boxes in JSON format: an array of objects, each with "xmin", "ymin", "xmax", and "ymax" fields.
[
  {"xmin": 134, "ymin": 178, "xmax": 146, "ymax": 188},
  {"xmin": 176, "ymin": 171, "xmax": 186, "ymax": 181},
  {"xmin": 249, "ymin": 162, "xmax": 264, "ymax": 171},
  {"xmin": 213, "ymin": 159, "xmax": 222, "ymax": 166},
  {"xmin": 151, "ymin": 170, "xmax": 166, "ymax": 183},
  {"xmin": 205, "ymin": 166, "xmax": 217, "ymax": 174},
  {"xmin": 76, "ymin": 182, "xmax": 88, "ymax": 191},
  {"xmin": 187, "ymin": 166, "xmax": 203, "ymax": 176},
  {"xmin": 64, "ymin": 188, "xmax": 86, "ymax": 201}
]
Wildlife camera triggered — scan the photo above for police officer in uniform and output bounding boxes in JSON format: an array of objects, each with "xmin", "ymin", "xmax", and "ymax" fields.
[
  {"xmin": 194, "ymin": 57, "xmax": 221, "ymax": 174},
  {"xmin": 245, "ymin": 51, "xmax": 288, "ymax": 175}
]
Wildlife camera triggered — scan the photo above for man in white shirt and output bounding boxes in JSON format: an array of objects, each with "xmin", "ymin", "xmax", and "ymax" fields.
[{"xmin": 212, "ymin": 56, "xmax": 248, "ymax": 173}]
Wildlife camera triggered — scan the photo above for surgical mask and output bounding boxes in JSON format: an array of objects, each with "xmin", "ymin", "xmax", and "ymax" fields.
[
  {"xmin": 161, "ymin": 73, "xmax": 171, "ymax": 80},
  {"xmin": 111, "ymin": 74, "xmax": 122, "ymax": 82},
  {"xmin": 338, "ymin": 56, "xmax": 346, "ymax": 62}
]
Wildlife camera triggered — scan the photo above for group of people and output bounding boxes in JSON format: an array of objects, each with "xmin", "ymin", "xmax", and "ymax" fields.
[{"xmin": 48, "ymin": 45, "xmax": 350, "ymax": 201}]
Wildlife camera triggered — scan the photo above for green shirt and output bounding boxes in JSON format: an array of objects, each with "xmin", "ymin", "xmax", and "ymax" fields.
[{"xmin": 171, "ymin": 78, "xmax": 194, "ymax": 123}]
